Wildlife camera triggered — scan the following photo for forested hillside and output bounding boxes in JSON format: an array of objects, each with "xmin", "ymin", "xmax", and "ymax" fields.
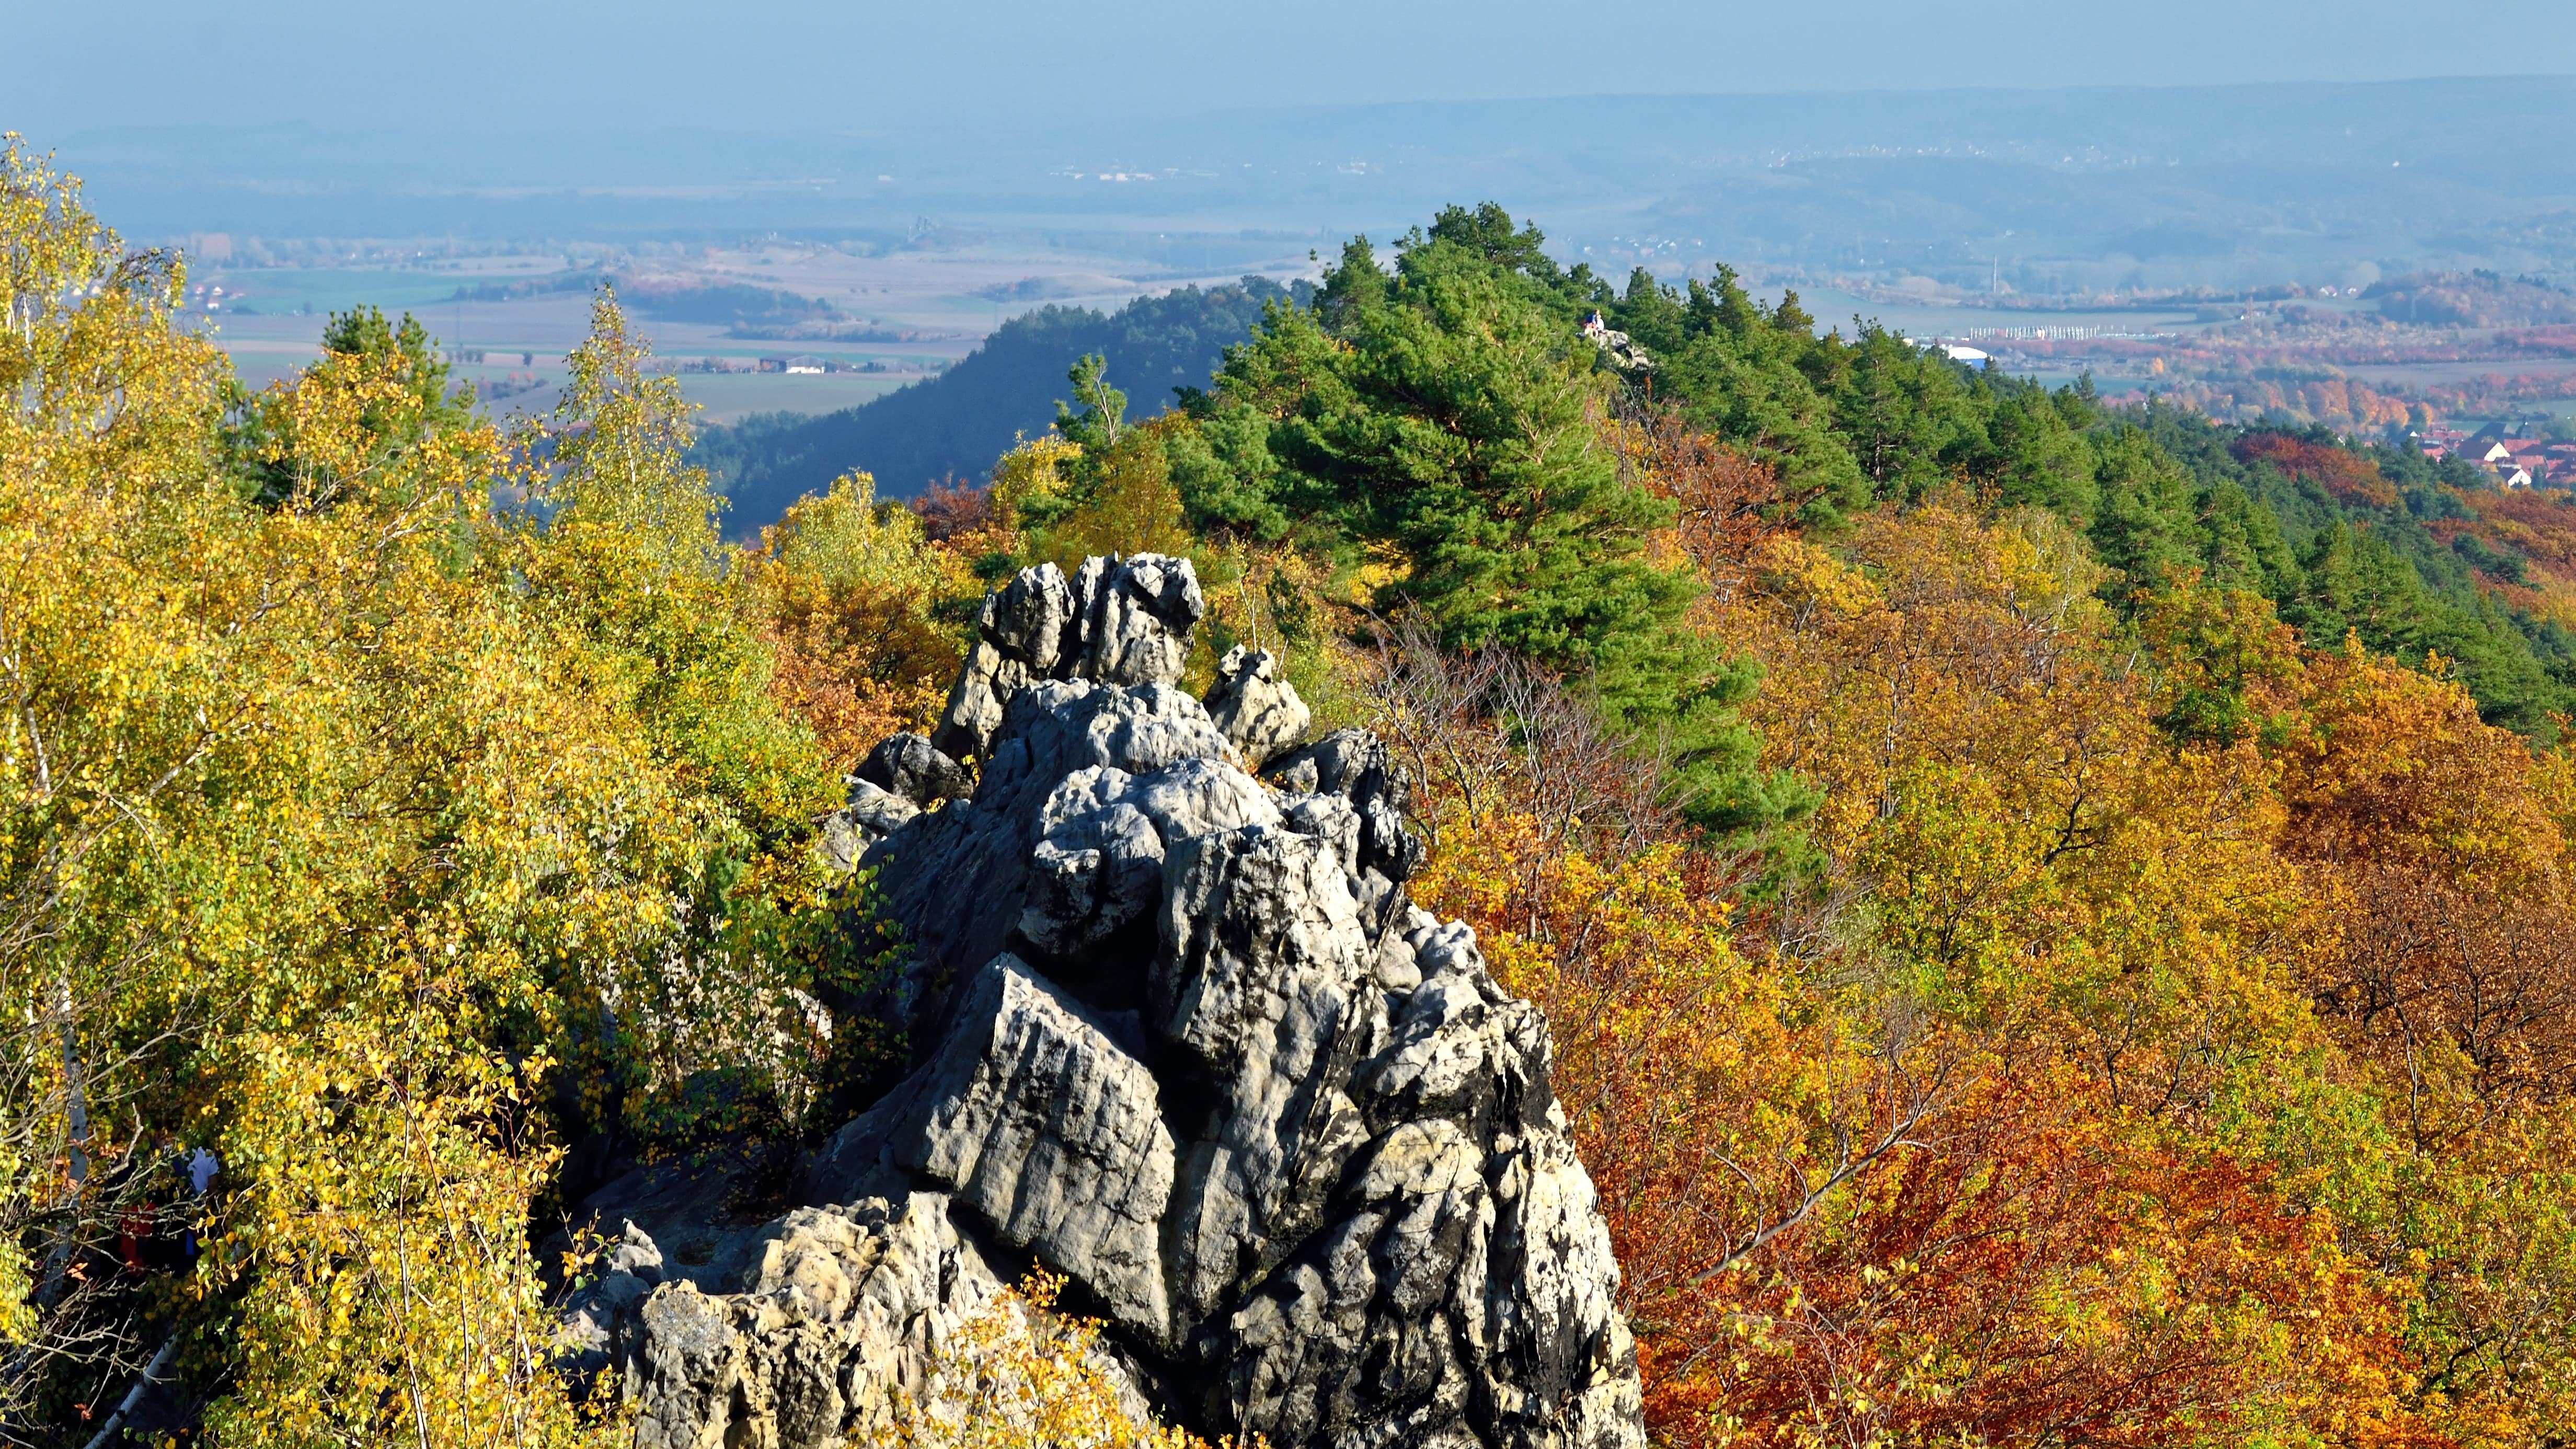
[
  {"xmin": 691, "ymin": 276, "xmax": 1305, "ymax": 531},
  {"xmin": 7, "ymin": 143, "xmax": 2575, "ymax": 1448}
]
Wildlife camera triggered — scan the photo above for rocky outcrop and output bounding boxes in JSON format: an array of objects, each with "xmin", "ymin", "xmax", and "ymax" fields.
[
  {"xmin": 1205, "ymin": 645, "xmax": 1312, "ymax": 765},
  {"xmin": 885, "ymin": 955, "xmax": 1176, "ymax": 1339},
  {"xmin": 1579, "ymin": 310, "xmax": 1653, "ymax": 375},
  {"xmin": 559, "ymin": 1194, "xmax": 1017, "ymax": 1449},
  {"xmin": 572, "ymin": 554, "xmax": 1646, "ymax": 1449},
  {"xmin": 930, "ymin": 555, "xmax": 1207, "ymax": 763},
  {"xmin": 858, "ymin": 732, "xmax": 973, "ymax": 808}
]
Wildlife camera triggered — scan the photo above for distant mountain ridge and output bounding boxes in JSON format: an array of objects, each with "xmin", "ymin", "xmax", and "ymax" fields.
[{"xmin": 692, "ymin": 275, "xmax": 1305, "ymax": 530}]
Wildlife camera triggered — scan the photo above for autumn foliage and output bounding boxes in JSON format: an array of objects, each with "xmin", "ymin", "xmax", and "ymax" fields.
[
  {"xmin": 2235, "ymin": 431, "xmax": 2403, "ymax": 508},
  {"xmin": 10, "ymin": 152, "xmax": 2576, "ymax": 1448},
  {"xmin": 1377, "ymin": 434, "xmax": 2576, "ymax": 1445}
]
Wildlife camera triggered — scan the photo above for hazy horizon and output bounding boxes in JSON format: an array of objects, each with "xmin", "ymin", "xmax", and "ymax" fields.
[
  {"xmin": 33, "ymin": 8, "xmax": 2576, "ymax": 445},
  {"xmin": 20, "ymin": 0, "xmax": 2576, "ymax": 139}
]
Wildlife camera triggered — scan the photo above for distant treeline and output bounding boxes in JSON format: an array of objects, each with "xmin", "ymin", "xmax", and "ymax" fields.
[
  {"xmin": 447, "ymin": 270, "xmax": 845, "ymax": 326},
  {"xmin": 691, "ymin": 275, "xmax": 1306, "ymax": 532},
  {"xmin": 2365, "ymin": 270, "xmax": 2576, "ymax": 328}
]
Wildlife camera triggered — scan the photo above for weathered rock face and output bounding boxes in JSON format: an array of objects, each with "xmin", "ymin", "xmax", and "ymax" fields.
[
  {"xmin": 573, "ymin": 555, "xmax": 1646, "ymax": 1449},
  {"xmin": 932, "ymin": 554, "xmax": 1208, "ymax": 763},
  {"xmin": 559, "ymin": 1194, "xmax": 1018, "ymax": 1449},
  {"xmin": 1206, "ymin": 645, "xmax": 1313, "ymax": 765},
  {"xmin": 858, "ymin": 732, "xmax": 972, "ymax": 808}
]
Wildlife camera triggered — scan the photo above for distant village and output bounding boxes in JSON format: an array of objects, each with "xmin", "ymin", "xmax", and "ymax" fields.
[{"xmin": 2413, "ymin": 424, "xmax": 2576, "ymax": 489}]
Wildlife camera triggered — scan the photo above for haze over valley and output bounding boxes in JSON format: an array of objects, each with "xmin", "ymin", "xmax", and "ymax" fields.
[{"xmin": 63, "ymin": 75, "xmax": 2576, "ymax": 521}]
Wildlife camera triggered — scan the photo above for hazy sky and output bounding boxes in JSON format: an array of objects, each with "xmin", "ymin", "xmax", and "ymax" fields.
[{"xmin": 21, "ymin": 0, "xmax": 2576, "ymax": 135}]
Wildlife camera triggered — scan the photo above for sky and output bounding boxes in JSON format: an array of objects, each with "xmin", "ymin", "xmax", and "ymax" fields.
[{"xmin": 18, "ymin": 0, "xmax": 2576, "ymax": 137}]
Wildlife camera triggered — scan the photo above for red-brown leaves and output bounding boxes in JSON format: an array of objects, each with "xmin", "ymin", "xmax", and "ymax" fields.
[
  {"xmin": 2234, "ymin": 432, "xmax": 2402, "ymax": 508},
  {"xmin": 1610, "ymin": 409, "xmax": 1798, "ymax": 606}
]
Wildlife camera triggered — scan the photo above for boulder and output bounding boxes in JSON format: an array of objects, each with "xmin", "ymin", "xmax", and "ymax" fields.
[
  {"xmin": 862, "ymin": 682, "xmax": 1239, "ymax": 1029},
  {"xmin": 1074, "ymin": 553, "xmax": 1205, "ymax": 686},
  {"xmin": 567, "ymin": 1195, "xmax": 1027, "ymax": 1449},
  {"xmin": 884, "ymin": 955, "xmax": 1176, "ymax": 1340},
  {"xmin": 856, "ymin": 732, "xmax": 972, "ymax": 807}
]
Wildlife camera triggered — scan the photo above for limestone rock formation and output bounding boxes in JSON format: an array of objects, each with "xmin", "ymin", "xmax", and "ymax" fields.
[
  {"xmin": 931, "ymin": 554, "xmax": 1206, "ymax": 762},
  {"xmin": 573, "ymin": 554, "xmax": 1646, "ymax": 1449},
  {"xmin": 857, "ymin": 731, "xmax": 972, "ymax": 808},
  {"xmin": 1579, "ymin": 309, "xmax": 1653, "ymax": 375},
  {"xmin": 559, "ymin": 1194, "xmax": 1020, "ymax": 1449},
  {"xmin": 1205, "ymin": 645, "xmax": 1312, "ymax": 765}
]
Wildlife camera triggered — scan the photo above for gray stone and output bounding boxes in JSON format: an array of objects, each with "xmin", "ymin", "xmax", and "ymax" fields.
[
  {"xmin": 610, "ymin": 1220, "xmax": 666, "ymax": 1285},
  {"xmin": 1130, "ymin": 754, "xmax": 1282, "ymax": 842},
  {"xmin": 857, "ymin": 732, "xmax": 972, "ymax": 807},
  {"xmin": 865, "ymin": 682, "xmax": 1236, "ymax": 1031},
  {"xmin": 844, "ymin": 779, "xmax": 919, "ymax": 836},
  {"xmin": 1074, "ymin": 554, "xmax": 1206, "ymax": 686},
  {"xmin": 893, "ymin": 955, "xmax": 1177, "ymax": 1341},
  {"xmin": 1205, "ymin": 646, "xmax": 1312, "ymax": 765},
  {"xmin": 1265, "ymin": 728, "xmax": 1426, "ymax": 885},
  {"xmin": 599, "ymin": 1194, "xmax": 1037, "ymax": 1449},
  {"xmin": 1218, "ymin": 1119, "xmax": 1489, "ymax": 1448},
  {"xmin": 816, "ymin": 811, "xmax": 865, "ymax": 874},
  {"xmin": 930, "ymin": 638, "xmax": 1030, "ymax": 763},
  {"xmin": 1156, "ymin": 826, "xmax": 1382, "ymax": 1326},
  {"xmin": 1281, "ymin": 791, "xmax": 1363, "ymax": 877},
  {"xmin": 1359, "ymin": 952, "xmax": 1550, "ymax": 1143},
  {"xmin": 1373, "ymin": 930, "xmax": 1424, "ymax": 994},
  {"xmin": 1477, "ymin": 1133, "xmax": 1643, "ymax": 1449},
  {"xmin": 578, "ymin": 555, "xmax": 1646, "ymax": 1449},
  {"xmin": 1021, "ymin": 798, "xmax": 1166, "ymax": 958},
  {"xmin": 983, "ymin": 562, "xmax": 1076, "ymax": 674},
  {"xmin": 1015, "ymin": 755, "xmax": 1284, "ymax": 961}
]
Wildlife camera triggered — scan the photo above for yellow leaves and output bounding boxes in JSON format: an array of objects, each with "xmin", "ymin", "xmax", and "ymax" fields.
[
  {"xmin": 0, "ymin": 184, "xmax": 850, "ymax": 1438},
  {"xmin": 758, "ymin": 469, "xmax": 967, "ymax": 603},
  {"xmin": 749, "ymin": 469, "xmax": 978, "ymax": 770},
  {"xmin": 1659, "ymin": 495, "xmax": 2576, "ymax": 1444},
  {"xmin": 2280, "ymin": 644, "xmax": 2563, "ymax": 889},
  {"xmin": 988, "ymin": 433, "xmax": 1082, "ymax": 530},
  {"xmin": 1748, "ymin": 535, "xmax": 1883, "ymax": 620},
  {"xmin": 207, "ymin": 1085, "xmax": 603, "ymax": 1446},
  {"xmin": 886, "ymin": 1271, "xmax": 1244, "ymax": 1449}
]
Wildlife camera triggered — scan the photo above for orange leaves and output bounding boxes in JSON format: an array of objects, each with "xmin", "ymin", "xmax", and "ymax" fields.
[
  {"xmin": 1381, "ymin": 495, "xmax": 2544, "ymax": 1445},
  {"xmin": 756, "ymin": 578, "xmax": 960, "ymax": 774},
  {"xmin": 2277, "ymin": 644, "xmax": 2563, "ymax": 886},
  {"xmin": 1605, "ymin": 408, "xmax": 1795, "ymax": 607},
  {"xmin": 746, "ymin": 470, "xmax": 979, "ymax": 774},
  {"xmin": 2266, "ymin": 644, "xmax": 2576, "ymax": 1116},
  {"xmin": 1673, "ymin": 1070, "xmax": 2412, "ymax": 1449},
  {"xmin": 1718, "ymin": 499, "xmax": 2136, "ymax": 886},
  {"xmin": 2235, "ymin": 432, "xmax": 2402, "ymax": 508}
]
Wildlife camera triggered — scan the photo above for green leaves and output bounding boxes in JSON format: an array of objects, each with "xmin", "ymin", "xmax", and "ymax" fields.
[{"xmin": 1205, "ymin": 228, "xmax": 1689, "ymax": 663}]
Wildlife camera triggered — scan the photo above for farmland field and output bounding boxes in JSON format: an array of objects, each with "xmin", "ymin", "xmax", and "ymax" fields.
[{"xmin": 185, "ymin": 238, "xmax": 1291, "ymax": 422}]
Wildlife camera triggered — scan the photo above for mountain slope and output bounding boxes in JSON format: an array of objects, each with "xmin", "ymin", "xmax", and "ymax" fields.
[{"xmin": 694, "ymin": 276, "xmax": 1304, "ymax": 531}]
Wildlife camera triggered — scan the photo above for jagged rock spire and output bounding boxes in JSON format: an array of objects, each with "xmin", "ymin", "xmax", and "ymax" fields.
[{"xmin": 567, "ymin": 555, "xmax": 1647, "ymax": 1449}]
